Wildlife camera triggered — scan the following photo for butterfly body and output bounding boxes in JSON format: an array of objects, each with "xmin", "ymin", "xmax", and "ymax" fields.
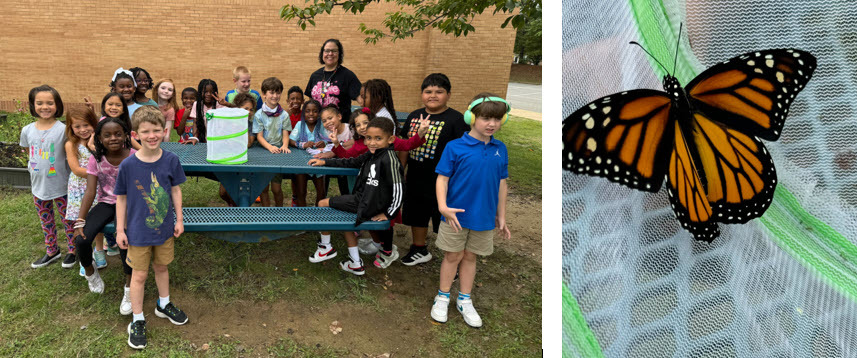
[{"xmin": 563, "ymin": 49, "xmax": 816, "ymax": 241}]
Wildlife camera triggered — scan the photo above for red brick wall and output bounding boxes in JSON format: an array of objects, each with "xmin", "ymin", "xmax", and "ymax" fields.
[{"xmin": 0, "ymin": 1, "xmax": 516, "ymax": 115}]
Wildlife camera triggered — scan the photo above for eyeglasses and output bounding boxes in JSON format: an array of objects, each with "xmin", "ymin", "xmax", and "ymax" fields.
[{"xmin": 323, "ymin": 49, "xmax": 339, "ymax": 54}]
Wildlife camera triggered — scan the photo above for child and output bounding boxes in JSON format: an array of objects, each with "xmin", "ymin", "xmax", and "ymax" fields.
[
  {"xmin": 152, "ymin": 79, "xmax": 179, "ymax": 141},
  {"xmin": 286, "ymin": 86, "xmax": 305, "ymax": 129},
  {"xmin": 398, "ymin": 73, "xmax": 470, "ymax": 265},
  {"xmin": 73, "ymin": 117, "xmax": 136, "ymax": 308},
  {"xmin": 430, "ymin": 93, "xmax": 512, "ymax": 328},
  {"xmin": 224, "ymin": 66, "xmax": 263, "ymax": 110},
  {"xmin": 317, "ymin": 105, "xmax": 353, "ymax": 196},
  {"xmin": 253, "ymin": 77, "xmax": 292, "ymax": 207},
  {"xmin": 307, "ymin": 117, "xmax": 404, "ymax": 274},
  {"xmin": 111, "ymin": 68, "xmax": 142, "ymax": 117},
  {"xmin": 289, "ymin": 100, "xmax": 328, "ymax": 207},
  {"xmin": 114, "ymin": 106, "xmax": 188, "ymax": 350},
  {"xmin": 129, "ymin": 67, "xmax": 157, "ymax": 106},
  {"xmin": 217, "ymin": 92, "xmax": 258, "ymax": 207},
  {"xmin": 65, "ymin": 107, "xmax": 109, "ymax": 271},
  {"xmin": 177, "ymin": 79, "xmax": 224, "ymax": 144},
  {"xmin": 359, "ymin": 79, "xmax": 397, "ymax": 125},
  {"xmin": 328, "ymin": 108, "xmax": 426, "ymax": 159},
  {"xmin": 175, "ymin": 87, "xmax": 197, "ymax": 143},
  {"xmin": 20, "ymin": 85, "xmax": 75, "ymax": 269}
]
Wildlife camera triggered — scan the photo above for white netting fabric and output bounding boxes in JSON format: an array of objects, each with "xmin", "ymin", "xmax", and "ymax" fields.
[{"xmin": 562, "ymin": 0, "xmax": 857, "ymax": 357}]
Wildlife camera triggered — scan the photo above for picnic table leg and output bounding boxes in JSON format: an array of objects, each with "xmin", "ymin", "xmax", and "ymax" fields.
[{"xmin": 216, "ymin": 172, "xmax": 276, "ymax": 207}]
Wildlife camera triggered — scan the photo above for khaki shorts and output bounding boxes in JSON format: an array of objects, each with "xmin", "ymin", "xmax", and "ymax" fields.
[
  {"xmin": 435, "ymin": 221, "xmax": 494, "ymax": 256},
  {"xmin": 126, "ymin": 237, "xmax": 175, "ymax": 271}
]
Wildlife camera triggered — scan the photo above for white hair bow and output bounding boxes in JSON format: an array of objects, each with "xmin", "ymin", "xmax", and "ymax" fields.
[{"xmin": 112, "ymin": 67, "xmax": 137, "ymax": 87}]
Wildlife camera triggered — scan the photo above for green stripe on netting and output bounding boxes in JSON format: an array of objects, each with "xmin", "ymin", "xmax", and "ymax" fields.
[
  {"xmin": 206, "ymin": 150, "xmax": 248, "ymax": 164},
  {"xmin": 207, "ymin": 129, "xmax": 248, "ymax": 141},
  {"xmin": 563, "ymin": 283, "xmax": 604, "ymax": 358},
  {"xmin": 209, "ymin": 115, "xmax": 250, "ymax": 120},
  {"xmin": 629, "ymin": 0, "xmax": 857, "ymax": 304}
]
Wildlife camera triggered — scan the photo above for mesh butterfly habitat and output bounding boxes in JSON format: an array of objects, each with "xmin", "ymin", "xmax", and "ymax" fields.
[{"xmin": 562, "ymin": 0, "xmax": 857, "ymax": 357}]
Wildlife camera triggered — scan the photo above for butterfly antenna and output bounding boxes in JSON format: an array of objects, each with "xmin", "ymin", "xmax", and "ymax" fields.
[
  {"xmin": 629, "ymin": 41, "xmax": 669, "ymax": 74},
  {"xmin": 672, "ymin": 23, "xmax": 683, "ymax": 76}
]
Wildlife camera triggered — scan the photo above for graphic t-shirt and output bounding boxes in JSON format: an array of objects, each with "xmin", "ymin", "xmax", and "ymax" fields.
[
  {"xmin": 114, "ymin": 150, "xmax": 186, "ymax": 246},
  {"xmin": 400, "ymin": 107, "xmax": 469, "ymax": 178},
  {"xmin": 87, "ymin": 149, "xmax": 137, "ymax": 204},
  {"xmin": 304, "ymin": 66, "xmax": 361, "ymax": 120},
  {"xmin": 20, "ymin": 121, "xmax": 71, "ymax": 200}
]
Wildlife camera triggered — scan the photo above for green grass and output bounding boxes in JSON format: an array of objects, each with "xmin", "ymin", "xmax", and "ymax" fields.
[{"xmin": 495, "ymin": 115, "xmax": 542, "ymax": 197}]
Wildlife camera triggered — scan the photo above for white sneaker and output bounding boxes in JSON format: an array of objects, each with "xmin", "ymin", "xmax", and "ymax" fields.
[
  {"xmin": 357, "ymin": 238, "xmax": 379, "ymax": 255},
  {"xmin": 85, "ymin": 269, "xmax": 104, "ymax": 294},
  {"xmin": 339, "ymin": 258, "xmax": 365, "ymax": 276},
  {"xmin": 457, "ymin": 298, "xmax": 483, "ymax": 328},
  {"xmin": 308, "ymin": 244, "xmax": 337, "ymax": 263},
  {"xmin": 119, "ymin": 287, "xmax": 132, "ymax": 315},
  {"xmin": 430, "ymin": 294, "xmax": 450, "ymax": 323}
]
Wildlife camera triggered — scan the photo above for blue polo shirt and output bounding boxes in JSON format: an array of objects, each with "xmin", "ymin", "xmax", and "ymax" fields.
[{"xmin": 435, "ymin": 132, "xmax": 509, "ymax": 231}]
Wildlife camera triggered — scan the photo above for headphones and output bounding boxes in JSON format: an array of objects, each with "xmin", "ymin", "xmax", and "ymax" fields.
[{"xmin": 463, "ymin": 96, "xmax": 511, "ymax": 125}]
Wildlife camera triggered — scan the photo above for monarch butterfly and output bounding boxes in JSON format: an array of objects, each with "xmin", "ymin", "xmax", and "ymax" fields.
[{"xmin": 562, "ymin": 47, "xmax": 816, "ymax": 241}]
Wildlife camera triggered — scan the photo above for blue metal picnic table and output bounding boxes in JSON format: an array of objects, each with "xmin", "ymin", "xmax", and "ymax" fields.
[{"xmin": 162, "ymin": 142, "xmax": 357, "ymax": 207}]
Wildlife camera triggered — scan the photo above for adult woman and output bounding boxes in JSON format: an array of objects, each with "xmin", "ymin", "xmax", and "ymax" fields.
[{"xmin": 305, "ymin": 39, "xmax": 361, "ymax": 121}]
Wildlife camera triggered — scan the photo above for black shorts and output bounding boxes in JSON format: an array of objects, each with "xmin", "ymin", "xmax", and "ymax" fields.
[
  {"xmin": 401, "ymin": 186, "xmax": 441, "ymax": 233},
  {"xmin": 329, "ymin": 194, "xmax": 359, "ymax": 213}
]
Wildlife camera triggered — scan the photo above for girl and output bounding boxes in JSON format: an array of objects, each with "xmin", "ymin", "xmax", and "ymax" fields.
[
  {"xmin": 111, "ymin": 68, "xmax": 143, "ymax": 118},
  {"xmin": 20, "ymin": 85, "xmax": 75, "ymax": 269},
  {"xmin": 129, "ymin": 67, "xmax": 157, "ymax": 106},
  {"xmin": 318, "ymin": 105, "xmax": 353, "ymax": 196},
  {"xmin": 359, "ymin": 79, "xmax": 397, "ymax": 124},
  {"xmin": 152, "ymin": 79, "xmax": 179, "ymax": 141},
  {"xmin": 94, "ymin": 92, "xmax": 140, "ymax": 151},
  {"xmin": 64, "ymin": 107, "xmax": 108, "ymax": 271},
  {"xmin": 178, "ymin": 79, "xmax": 224, "ymax": 144},
  {"xmin": 175, "ymin": 87, "xmax": 197, "ymax": 143},
  {"xmin": 289, "ymin": 100, "xmax": 329, "ymax": 207},
  {"xmin": 73, "ymin": 118, "xmax": 136, "ymax": 308}
]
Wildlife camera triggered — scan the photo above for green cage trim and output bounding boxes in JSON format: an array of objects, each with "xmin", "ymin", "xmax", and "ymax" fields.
[
  {"xmin": 206, "ymin": 150, "xmax": 248, "ymax": 165},
  {"xmin": 207, "ymin": 129, "xmax": 248, "ymax": 141},
  {"xmin": 563, "ymin": 283, "xmax": 604, "ymax": 358}
]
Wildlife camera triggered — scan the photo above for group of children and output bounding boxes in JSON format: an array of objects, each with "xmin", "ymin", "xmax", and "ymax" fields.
[{"xmin": 20, "ymin": 63, "xmax": 512, "ymax": 349}]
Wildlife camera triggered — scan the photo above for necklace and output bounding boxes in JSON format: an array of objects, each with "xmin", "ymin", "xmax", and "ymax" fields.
[{"xmin": 320, "ymin": 66, "xmax": 338, "ymax": 100}]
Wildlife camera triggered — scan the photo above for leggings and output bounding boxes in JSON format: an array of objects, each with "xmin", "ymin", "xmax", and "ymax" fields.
[
  {"xmin": 372, "ymin": 228, "xmax": 394, "ymax": 252},
  {"xmin": 74, "ymin": 202, "xmax": 132, "ymax": 275},
  {"xmin": 33, "ymin": 195, "xmax": 74, "ymax": 256}
]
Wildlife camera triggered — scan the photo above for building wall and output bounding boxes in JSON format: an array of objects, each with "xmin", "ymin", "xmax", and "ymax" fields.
[{"xmin": 0, "ymin": 0, "xmax": 516, "ymax": 115}]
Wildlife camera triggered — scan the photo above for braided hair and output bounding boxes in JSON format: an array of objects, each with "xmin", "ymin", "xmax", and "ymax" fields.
[
  {"xmin": 92, "ymin": 117, "xmax": 132, "ymax": 162},
  {"xmin": 362, "ymin": 79, "xmax": 396, "ymax": 122},
  {"xmin": 195, "ymin": 79, "xmax": 219, "ymax": 142}
]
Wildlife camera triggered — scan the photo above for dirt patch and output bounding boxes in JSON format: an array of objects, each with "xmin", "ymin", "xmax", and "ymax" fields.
[{"xmin": 0, "ymin": 142, "xmax": 26, "ymax": 168}]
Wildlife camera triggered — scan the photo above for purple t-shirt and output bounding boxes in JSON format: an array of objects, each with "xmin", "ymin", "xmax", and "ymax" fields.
[
  {"xmin": 114, "ymin": 150, "xmax": 186, "ymax": 246},
  {"xmin": 87, "ymin": 149, "xmax": 137, "ymax": 204}
]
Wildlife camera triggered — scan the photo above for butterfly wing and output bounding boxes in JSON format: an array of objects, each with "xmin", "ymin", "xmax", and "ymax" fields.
[
  {"xmin": 666, "ymin": 119, "xmax": 719, "ymax": 240},
  {"xmin": 562, "ymin": 90, "xmax": 676, "ymax": 192},
  {"xmin": 686, "ymin": 49, "xmax": 816, "ymax": 141}
]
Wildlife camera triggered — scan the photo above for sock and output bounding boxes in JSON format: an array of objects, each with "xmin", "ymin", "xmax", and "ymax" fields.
[
  {"xmin": 320, "ymin": 234, "xmax": 331, "ymax": 247},
  {"xmin": 348, "ymin": 246, "xmax": 360, "ymax": 263},
  {"xmin": 124, "ymin": 286, "xmax": 130, "ymax": 294},
  {"xmin": 414, "ymin": 244, "xmax": 427, "ymax": 252},
  {"xmin": 159, "ymin": 296, "xmax": 170, "ymax": 309},
  {"xmin": 438, "ymin": 290, "xmax": 450, "ymax": 299},
  {"xmin": 133, "ymin": 312, "xmax": 144, "ymax": 322},
  {"xmin": 458, "ymin": 292, "xmax": 471, "ymax": 301}
]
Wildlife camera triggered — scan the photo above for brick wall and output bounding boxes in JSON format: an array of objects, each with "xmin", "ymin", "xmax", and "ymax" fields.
[{"xmin": 0, "ymin": 0, "xmax": 516, "ymax": 115}]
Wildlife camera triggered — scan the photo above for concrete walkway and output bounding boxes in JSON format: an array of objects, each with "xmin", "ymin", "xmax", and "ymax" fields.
[{"xmin": 506, "ymin": 82, "xmax": 541, "ymax": 121}]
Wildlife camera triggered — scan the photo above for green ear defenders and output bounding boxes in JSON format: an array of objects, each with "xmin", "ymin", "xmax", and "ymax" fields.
[{"xmin": 463, "ymin": 96, "xmax": 511, "ymax": 125}]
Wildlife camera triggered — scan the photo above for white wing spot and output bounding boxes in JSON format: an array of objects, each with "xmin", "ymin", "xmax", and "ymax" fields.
[
  {"xmin": 747, "ymin": 60, "xmax": 755, "ymax": 66},
  {"xmin": 585, "ymin": 117, "xmax": 595, "ymax": 129},
  {"xmin": 614, "ymin": 165, "xmax": 620, "ymax": 172},
  {"xmin": 793, "ymin": 52, "xmax": 800, "ymax": 58},
  {"xmin": 595, "ymin": 156, "xmax": 602, "ymax": 164},
  {"xmin": 603, "ymin": 117, "xmax": 611, "ymax": 127},
  {"xmin": 776, "ymin": 72, "xmax": 785, "ymax": 83},
  {"xmin": 602, "ymin": 106, "xmax": 612, "ymax": 115},
  {"xmin": 582, "ymin": 113, "xmax": 591, "ymax": 120},
  {"xmin": 586, "ymin": 138, "xmax": 597, "ymax": 151},
  {"xmin": 755, "ymin": 68, "xmax": 764, "ymax": 74},
  {"xmin": 766, "ymin": 59, "xmax": 774, "ymax": 68},
  {"xmin": 589, "ymin": 103, "xmax": 597, "ymax": 110}
]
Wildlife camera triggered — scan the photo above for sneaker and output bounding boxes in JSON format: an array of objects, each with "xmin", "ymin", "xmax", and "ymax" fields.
[
  {"xmin": 93, "ymin": 250, "xmax": 107, "ymax": 269},
  {"xmin": 400, "ymin": 245, "xmax": 432, "ymax": 266},
  {"xmin": 457, "ymin": 298, "xmax": 483, "ymax": 328},
  {"xmin": 61, "ymin": 253, "xmax": 77, "ymax": 268},
  {"xmin": 120, "ymin": 288, "xmax": 132, "ymax": 315},
  {"xmin": 357, "ymin": 238, "xmax": 379, "ymax": 255},
  {"xmin": 339, "ymin": 258, "xmax": 365, "ymax": 276},
  {"xmin": 85, "ymin": 269, "xmax": 104, "ymax": 294},
  {"xmin": 431, "ymin": 294, "xmax": 450, "ymax": 323},
  {"xmin": 105, "ymin": 245, "xmax": 120, "ymax": 256},
  {"xmin": 373, "ymin": 245, "xmax": 399, "ymax": 269},
  {"xmin": 127, "ymin": 320, "xmax": 147, "ymax": 349},
  {"xmin": 31, "ymin": 252, "xmax": 61, "ymax": 268},
  {"xmin": 155, "ymin": 301, "xmax": 189, "ymax": 325},
  {"xmin": 308, "ymin": 244, "xmax": 337, "ymax": 263}
]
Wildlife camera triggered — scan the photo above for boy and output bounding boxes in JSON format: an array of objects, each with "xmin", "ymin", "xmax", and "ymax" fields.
[
  {"xmin": 307, "ymin": 117, "xmax": 404, "ymax": 274},
  {"xmin": 253, "ymin": 77, "xmax": 293, "ymax": 207},
  {"xmin": 286, "ymin": 86, "xmax": 305, "ymax": 129},
  {"xmin": 391, "ymin": 73, "xmax": 469, "ymax": 265},
  {"xmin": 224, "ymin": 66, "xmax": 263, "ymax": 110},
  {"xmin": 115, "ymin": 106, "xmax": 188, "ymax": 349},
  {"xmin": 430, "ymin": 93, "xmax": 512, "ymax": 328}
]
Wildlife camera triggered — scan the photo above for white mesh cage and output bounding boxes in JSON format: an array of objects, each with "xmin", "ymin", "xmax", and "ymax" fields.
[
  {"xmin": 562, "ymin": 0, "xmax": 857, "ymax": 357},
  {"xmin": 205, "ymin": 107, "xmax": 249, "ymax": 165}
]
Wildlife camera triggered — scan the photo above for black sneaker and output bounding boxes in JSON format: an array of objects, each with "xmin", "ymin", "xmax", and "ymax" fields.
[
  {"xmin": 30, "ymin": 252, "xmax": 61, "ymax": 268},
  {"xmin": 400, "ymin": 245, "xmax": 432, "ymax": 266},
  {"xmin": 155, "ymin": 302, "xmax": 188, "ymax": 325},
  {"xmin": 127, "ymin": 320, "xmax": 147, "ymax": 349},
  {"xmin": 61, "ymin": 253, "xmax": 77, "ymax": 268}
]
